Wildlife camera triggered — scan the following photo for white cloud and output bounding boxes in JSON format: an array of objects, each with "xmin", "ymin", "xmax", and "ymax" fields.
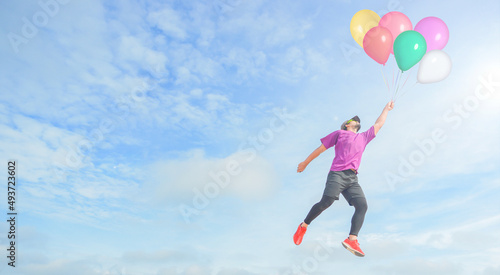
[
  {"xmin": 220, "ymin": 47, "xmax": 268, "ymax": 82},
  {"xmin": 0, "ymin": 112, "xmax": 88, "ymax": 183},
  {"xmin": 215, "ymin": 1, "xmax": 313, "ymax": 48},
  {"xmin": 145, "ymin": 148, "xmax": 279, "ymax": 204},
  {"xmin": 121, "ymin": 250, "xmax": 191, "ymax": 264},
  {"xmin": 205, "ymin": 93, "xmax": 229, "ymax": 111},
  {"xmin": 118, "ymin": 35, "xmax": 168, "ymax": 77},
  {"xmin": 148, "ymin": 7, "xmax": 188, "ymax": 40},
  {"xmin": 371, "ymin": 258, "xmax": 461, "ymax": 275},
  {"xmin": 360, "ymin": 214, "xmax": 500, "ymax": 273}
]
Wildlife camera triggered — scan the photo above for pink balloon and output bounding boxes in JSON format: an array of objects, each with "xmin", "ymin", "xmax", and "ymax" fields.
[
  {"xmin": 414, "ymin": 16, "xmax": 449, "ymax": 51},
  {"xmin": 379, "ymin": 11, "xmax": 413, "ymax": 54},
  {"xmin": 363, "ymin": 26, "xmax": 393, "ymax": 65}
]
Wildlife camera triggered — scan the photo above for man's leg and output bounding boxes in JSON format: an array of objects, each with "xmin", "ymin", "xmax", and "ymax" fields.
[
  {"xmin": 303, "ymin": 195, "xmax": 335, "ymax": 226},
  {"xmin": 294, "ymin": 195, "xmax": 335, "ymax": 245},
  {"xmin": 341, "ymin": 181, "xmax": 368, "ymax": 257},
  {"xmin": 294, "ymin": 171, "xmax": 343, "ymax": 245},
  {"xmin": 349, "ymin": 197, "xmax": 368, "ymax": 238}
]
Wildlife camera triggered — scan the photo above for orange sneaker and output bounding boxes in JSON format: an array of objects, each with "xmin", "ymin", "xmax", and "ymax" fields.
[
  {"xmin": 342, "ymin": 238, "xmax": 365, "ymax": 257},
  {"xmin": 293, "ymin": 224, "xmax": 307, "ymax": 245}
]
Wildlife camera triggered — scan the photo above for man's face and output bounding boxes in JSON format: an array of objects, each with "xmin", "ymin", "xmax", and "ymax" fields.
[{"xmin": 346, "ymin": 121, "xmax": 360, "ymax": 131}]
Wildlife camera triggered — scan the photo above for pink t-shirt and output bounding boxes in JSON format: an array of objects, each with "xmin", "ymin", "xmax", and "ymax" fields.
[{"xmin": 320, "ymin": 126, "xmax": 376, "ymax": 172}]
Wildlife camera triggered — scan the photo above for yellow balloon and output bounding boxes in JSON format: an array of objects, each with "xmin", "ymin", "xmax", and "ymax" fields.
[{"xmin": 350, "ymin": 9, "xmax": 381, "ymax": 48}]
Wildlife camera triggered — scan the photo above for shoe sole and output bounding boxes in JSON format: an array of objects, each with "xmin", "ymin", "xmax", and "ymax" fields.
[{"xmin": 342, "ymin": 241, "xmax": 365, "ymax": 257}]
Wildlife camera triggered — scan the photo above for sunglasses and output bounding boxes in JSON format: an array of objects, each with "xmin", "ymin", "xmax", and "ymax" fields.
[{"xmin": 343, "ymin": 119, "xmax": 358, "ymax": 130}]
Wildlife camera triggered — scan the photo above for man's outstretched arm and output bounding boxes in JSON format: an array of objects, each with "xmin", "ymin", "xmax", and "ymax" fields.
[
  {"xmin": 373, "ymin": 101, "xmax": 394, "ymax": 135},
  {"xmin": 297, "ymin": 144, "xmax": 327, "ymax": 173}
]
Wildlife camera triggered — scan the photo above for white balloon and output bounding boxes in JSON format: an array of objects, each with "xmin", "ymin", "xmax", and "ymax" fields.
[{"xmin": 417, "ymin": 50, "xmax": 452, "ymax": 84}]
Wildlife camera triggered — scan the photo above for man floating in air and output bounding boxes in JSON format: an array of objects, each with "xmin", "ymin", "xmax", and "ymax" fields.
[{"xmin": 293, "ymin": 101, "xmax": 394, "ymax": 257}]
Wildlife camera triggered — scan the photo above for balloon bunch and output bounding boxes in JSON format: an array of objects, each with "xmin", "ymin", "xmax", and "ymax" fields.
[{"xmin": 350, "ymin": 10, "xmax": 452, "ymax": 100}]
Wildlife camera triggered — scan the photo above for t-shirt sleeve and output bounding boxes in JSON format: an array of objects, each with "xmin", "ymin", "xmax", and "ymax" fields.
[
  {"xmin": 361, "ymin": 126, "xmax": 376, "ymax": 144},
  {"xmin": 320, "ymin": 130, "xmax": 340, "ymax": 149}
]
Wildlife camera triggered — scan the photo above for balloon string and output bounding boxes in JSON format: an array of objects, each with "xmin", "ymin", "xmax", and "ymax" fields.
[
  {"xmin": 380, "ymin": 66, "xmax": 390, "ymax": 98},
  {"xmin": 396, "ymin": 82, "xmax": 418, "ymax": 102},
  {"xmin": 397, "ymin": 69, "xmax": 412, "ymax": 101},
  {"xmin": 391, "ymin": 64, "xmax": 395, "ymax": 91},
  {"xmin": 396, "ymin": 70, "xmax": 405, "ymax": 100},
  {"xmin": 393, "ymin": 70, "xmax": 401, "ymax": 100},
  {"xmin": 395, "ymin": 67, "xmax": 414, "ymax": 102},
  {"xmin": 402, "ymin": 68, "xmax": 412, "ymax": 89},
  {"xmin": 394, "ymin": 75, "xmax": 400, "ymax": 100}
]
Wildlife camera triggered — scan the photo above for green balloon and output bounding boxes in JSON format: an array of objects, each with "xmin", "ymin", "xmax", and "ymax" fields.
[{"xmin": 394, "ymin": 30, "xmax": 427, "ymax": 71}]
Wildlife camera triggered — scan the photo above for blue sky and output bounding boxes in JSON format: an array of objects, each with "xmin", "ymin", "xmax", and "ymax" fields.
[{"xmin": 0, "ymin": 0, "xmax": 499, "ymax": 274}]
